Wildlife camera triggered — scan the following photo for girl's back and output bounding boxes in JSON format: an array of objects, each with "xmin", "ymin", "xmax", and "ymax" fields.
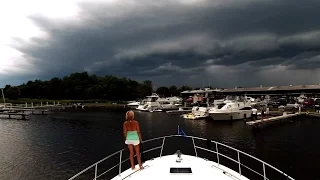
[{"xmin": 125, "ymin": 120, "xmax": 137, "ymax": 131}]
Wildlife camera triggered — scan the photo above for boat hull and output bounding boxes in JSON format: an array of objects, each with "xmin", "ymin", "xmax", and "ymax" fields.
[{"xmin": 210, "ymin": 110, "xmax": 252, "ymax": 121}]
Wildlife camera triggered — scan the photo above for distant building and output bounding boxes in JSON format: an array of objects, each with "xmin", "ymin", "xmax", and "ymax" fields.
[
  {"xmin": 181, "ymin": 85, "xmax": 320, "ymax": 98},
  {"xmin": 180, "ymin": 88, "xmax": 224, "ymax": 103},
  {"xmin": 220, "ymin": 84, "xmax": 320, "ymax": 96}
]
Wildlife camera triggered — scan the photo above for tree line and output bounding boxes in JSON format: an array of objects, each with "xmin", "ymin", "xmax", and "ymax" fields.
[{"xmin": 2, "ymin": 72, "xmax": 192, "ymax": 101}]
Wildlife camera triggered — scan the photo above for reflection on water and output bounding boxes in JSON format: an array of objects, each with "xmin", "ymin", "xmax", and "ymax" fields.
[
  {"xmin": 0, "ymin": 111, "xmax": 319, "ymax": 179},
  {"xmin": 184, "ymin": 119, "xmax": 207, "ymax": 137}
]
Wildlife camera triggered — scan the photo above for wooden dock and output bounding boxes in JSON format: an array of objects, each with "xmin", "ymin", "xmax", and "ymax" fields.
[
  {"xmin": 1, "ymin": 108, "xmax": 49, "ymax": 115},
  {"xmin": 0, "ymin": 112, "xmax": 28, "ymax": 120},
  {"xmin": 166, "ymin": 109, "xmax": 192, "ymax": 115},
  {"xmin": 305, "ymin": 112, "xmax": 320, "ymax": 118},
  {"xmin": 246, "ymin": 112, "xmax": 308, "ymax": 130}
]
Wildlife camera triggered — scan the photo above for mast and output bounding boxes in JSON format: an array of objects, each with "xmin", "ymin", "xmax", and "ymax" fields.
[{"xmin": 1, "ymin": 88, "xmax": 5, "ymax": 104}]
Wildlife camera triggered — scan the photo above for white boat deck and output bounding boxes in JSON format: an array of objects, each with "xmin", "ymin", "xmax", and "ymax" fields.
[
  {"xmin": 68, "ymin": 134, "xmax": 294, "ymax": 180},
  {"xmin": 111, "ymin": 154, "xmax": 249, "ymax": 180}
]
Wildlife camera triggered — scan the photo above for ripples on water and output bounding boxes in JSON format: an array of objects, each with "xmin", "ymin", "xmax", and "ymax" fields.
[{"xmin": 0, "ymin": 111, "xmax": 319, "ymax": 179}]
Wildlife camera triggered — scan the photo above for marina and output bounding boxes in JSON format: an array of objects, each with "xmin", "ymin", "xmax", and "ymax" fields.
[
  {"xmin": 2, "ymin": 0, "xmax": 320, "ymax": 179},
  {"xmin": 0, "ymin": 108, "xmax": 320, "ymax": 179},
  {"xmin": 2, "ymin": 84, "xmax": 320, "ymax": 180}
]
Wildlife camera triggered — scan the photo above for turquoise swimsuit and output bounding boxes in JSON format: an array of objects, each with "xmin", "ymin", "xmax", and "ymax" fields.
[
  {"xmin": 125, "ymin": 131, "xmax": 140, "ymax": 145},
  {"xmin": 126, "ymin": 131, "xmax": 139, "ymax": 140}
]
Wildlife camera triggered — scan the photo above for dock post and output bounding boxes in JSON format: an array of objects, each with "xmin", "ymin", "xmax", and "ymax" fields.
[
  {"xmin": 299, "ymin": 106, "xmax": 301, "ymax": 114},
  {"xmin": 58, "ymin": 101, "xmax": 60, "ymax": 105},
  {"xmin": 54, "ymin": 101, "xmax": 55, "ymax": 105},
  {"xmin": 8, "ymin": 114, "xmax": 11, "ymax": 119},
  {"xmin": 41, "ymin": 102, "xmax": 43, "ymax": 106},
  {"xmin": 47, "ymin": 102, "xmax": 49, "ymax": 106},
  {"xmin": 31, "ymin": 102, "xmax": 33, "ymax": 107},
  {"xmin": 25, "ymin": 102, "xmax": 27, "ymax": 107}
]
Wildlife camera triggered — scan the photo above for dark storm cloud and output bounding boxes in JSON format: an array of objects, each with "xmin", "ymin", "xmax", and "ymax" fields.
[{"xmin": 7, "ymin": 0, "xmax": 320, "ymax": 87}]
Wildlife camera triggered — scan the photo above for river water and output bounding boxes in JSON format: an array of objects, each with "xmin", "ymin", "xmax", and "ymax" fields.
[{"xmin": 0, "ymin": 111, "xmax": 319, "ymax": 180}]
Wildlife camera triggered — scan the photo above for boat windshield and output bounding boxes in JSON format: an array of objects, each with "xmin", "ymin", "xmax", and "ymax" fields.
[
  {"xmin": 147, "ymin": 97, "xmax": 158, "ymax": 102},
  {"xmin": 217, "ymin": 103, "xmax": 226, "ymax": 109},
  {"xmin": 198, "ymin": 103, "xmax": 207, "ymax": 107}
]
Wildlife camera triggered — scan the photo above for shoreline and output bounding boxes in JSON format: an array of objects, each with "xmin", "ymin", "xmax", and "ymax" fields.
[
  {"xmin": 64, "ymin": 103, "xmax": 130, "ymax": 112},
  {"xmin": 3, "ymin": 99, "xmax": 132, "ymax": 112}
]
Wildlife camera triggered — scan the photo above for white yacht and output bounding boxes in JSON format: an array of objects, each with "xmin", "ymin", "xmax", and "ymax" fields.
[
  {"xmin": 136, "ymin": 94, "xmax": 182, "ymax": 112},
  {"xmin": 297, "ymin": 94, "xmax": 307, "ymax": 103},
  {"xmin": 136, "ymin": 93, "xmax": 160, "ymax": 111},
  {"xmin": 208, "ymin": 100, "xmax": 252, "ymax": 121},
  {"xmin": 127, "ymin": 101, "xmax": 140, "ymax": 109},
  {"xmin": 68, "ymin": 127, "xmax": 294, "ymax": 180},
  {"xmin": 156, "ymin": 97, "xmax": 182, "ymax": 111},
  {"xmin": 182, "ymin": 99, "xmax": 228, "ymax": 120}
]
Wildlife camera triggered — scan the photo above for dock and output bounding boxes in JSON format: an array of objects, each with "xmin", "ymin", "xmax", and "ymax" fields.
[
  {"xmin": 167, "ymin": 109, "xmax": 192, "ymax": 115},
  {"xmin": 245, "ymin": 112, "xmax": 320, "ymax": 130},
  {"xmin": 0, "ymin": 102, "xmax": 67, "ymax": 120},
  {"xmin": 0, "ymin": 112, "xmax": 28, "ymax": 120}
]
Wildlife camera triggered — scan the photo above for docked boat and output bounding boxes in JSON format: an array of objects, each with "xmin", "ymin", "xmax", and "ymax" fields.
[
  {"xmin": 136, "ymin": 93, "xmax": 182, "ymax": 112},
  {"xmin": 127, "ymin": 101, "xmax": 140, "ymax": 109},
  {"xmin": 68, "ymin": 126, "xmax": 294, "ymax": 180},
  {"xmin": 182, "ymin": 103, "xmax": 212, "ymax": 120},
  {"xmin": 136, "ymin": 93, "xmax": 160, "ymax": 111},
  {"xmin": 208, "ymin": 100, "xmax": 253, "ymax": 121},
  {"xmin": 156, "ymin": 96, "xmax": 182, "ymax": 111}
]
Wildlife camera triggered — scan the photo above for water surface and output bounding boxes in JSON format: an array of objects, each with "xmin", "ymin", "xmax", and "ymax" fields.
[{"xmin": 0, "ymin": 111, "xmax": 319, "ymax": 179}]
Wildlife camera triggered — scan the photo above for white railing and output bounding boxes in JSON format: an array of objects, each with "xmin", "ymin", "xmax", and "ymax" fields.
[{"xmin": 68, "ymin": 135, "xmax": 295, "ymax": 180}]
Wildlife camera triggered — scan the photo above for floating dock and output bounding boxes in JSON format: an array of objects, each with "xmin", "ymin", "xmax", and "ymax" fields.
[
  {"xmin": 166, "ymin": 109, "xmax": 192, "ymax": 115},
  {"xmin": 0, "ymin": 112, "xmax": 28, "ymax": 120},
  {"xmin": 0, "ymin": 103, "xmax": 65, "ymax": 120},
  {"xmin": 245, "ymin": 112, "xmax": 320, "ymax": 130}
]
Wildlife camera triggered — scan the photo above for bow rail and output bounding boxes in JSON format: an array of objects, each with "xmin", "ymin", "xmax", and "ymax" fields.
[{"xmin": 68, "ymin": 134, "xmax": 294, "ymax": 180}]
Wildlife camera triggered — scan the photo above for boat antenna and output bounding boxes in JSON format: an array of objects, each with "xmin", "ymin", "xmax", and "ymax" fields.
[{"xmin": 1, "ymin": 87, "xmax": 5, "ymax": 104}]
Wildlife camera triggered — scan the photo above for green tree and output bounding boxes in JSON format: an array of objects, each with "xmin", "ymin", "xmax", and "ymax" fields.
[
  {"xmin": 156, "ymin": 86, "xmax": 170, "ymax": 97},
  {"xmin": 6, "ymin": 86, "xmax": 21, "ymax": 100},
  {"xmin": 2, "ymin": 72, "xmax": 189, "ymax": 101},
  {"xmin": 178, "ymin": 85, "xmax": 192, "ymax": 93},
  {"xmin": 169, "ymin": 85, "xmax": 178, "ymax": 96}
]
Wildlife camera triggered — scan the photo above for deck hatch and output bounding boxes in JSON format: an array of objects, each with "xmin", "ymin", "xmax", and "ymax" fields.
[{"xmin": 170, "ymin": 167, "xmax": 192, "ymax": 173}]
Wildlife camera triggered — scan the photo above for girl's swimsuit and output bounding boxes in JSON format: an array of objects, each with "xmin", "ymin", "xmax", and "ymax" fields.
[{"xmin": 125, "ymin": 131, "xmax": 140, "ymax": 146}]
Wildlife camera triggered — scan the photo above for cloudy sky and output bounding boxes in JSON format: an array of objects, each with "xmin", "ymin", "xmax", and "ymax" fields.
[{"xmin": 1, "ymin": 0, "xmax": 320, "ymax": 88}]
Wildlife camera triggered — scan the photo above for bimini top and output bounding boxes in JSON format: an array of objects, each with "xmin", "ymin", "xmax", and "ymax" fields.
[{"xmin": 68, "ymin": 130, "xmax": 295, "ymax": 180}]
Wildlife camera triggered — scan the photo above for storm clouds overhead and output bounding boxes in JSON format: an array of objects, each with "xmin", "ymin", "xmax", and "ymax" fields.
[{"xmin": 1, "ymin": 0, "xmax": 320, "ymax": 87}]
